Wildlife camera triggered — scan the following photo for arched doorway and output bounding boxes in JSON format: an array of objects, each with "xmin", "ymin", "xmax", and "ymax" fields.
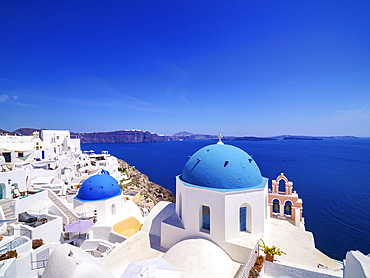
[{"xmin": 0, "ymin": 183, "xmax": 5, "ymax": 199}]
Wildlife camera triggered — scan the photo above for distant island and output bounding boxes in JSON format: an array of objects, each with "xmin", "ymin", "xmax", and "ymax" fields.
[
  {"xmin": 0, "ymin": 128, "xmax": 357, "ymax": 143},
  {"xmin": 270, "ymin": 135, "xmax": 357, "ymax": 140}
]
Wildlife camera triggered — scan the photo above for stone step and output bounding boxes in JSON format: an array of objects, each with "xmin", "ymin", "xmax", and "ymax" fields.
[
  {"xmin": 3, "ymin": 207, "xmax": 15, "ymax": 219},
  {"xmin": 0, "ymin": 206, "xmax": 18, "ymax": 236},
  {"xmin": 4, "ymin": 211, "xmax": 14, "ymax": 218}
]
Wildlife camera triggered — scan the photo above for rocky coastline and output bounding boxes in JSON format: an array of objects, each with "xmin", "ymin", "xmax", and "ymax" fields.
[{"xmin": 117, "ymin": 159, "xmax": 176, "ymax": 204}]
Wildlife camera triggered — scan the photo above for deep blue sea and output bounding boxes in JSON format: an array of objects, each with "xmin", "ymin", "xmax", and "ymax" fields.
[{"xmin": 82, "ymin": 138, "xmax": 370, "ymax": 261}]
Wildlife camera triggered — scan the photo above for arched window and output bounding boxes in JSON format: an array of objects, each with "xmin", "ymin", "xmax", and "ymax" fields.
[
  {"xmin": 111, "ymin": 204, "xmax": 116, "ymax": 215},
  {"xmin": 178, "ymin": 193, "xmax": 182, "ymax": 220},
  {"xmin": 202, "ymin": 205, "xmax": 210, "ymax": 232},
  {"xmin": 278, "ymin": 179, "xmax": 285, "ymax": 193},
  {"xmin": 240, "ymin": 206, "xmax": 247, "ymax": 232},
  {"xmin": 0, "ymin": 183, "xmax": 5, "ymax": 199},
  {"xmin": 239, "ymin": 203, "xmax": 251, "ymax": 233},
  {"xmin": 273, "ymin": 199, "xmax": 280, "ymax": 213},
  {"xmin": 284, "ymin": 201, "xmax": 292, "ymax": 216}
]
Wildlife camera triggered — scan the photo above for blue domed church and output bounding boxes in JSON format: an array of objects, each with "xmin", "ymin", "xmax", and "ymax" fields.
[
  {"xmin": 74, "ymin": 170, "xmax": 123, "ymax": 222},
  {"xmin": 160, "ymin": 141, "xmax": 269, "ymax": 263}
]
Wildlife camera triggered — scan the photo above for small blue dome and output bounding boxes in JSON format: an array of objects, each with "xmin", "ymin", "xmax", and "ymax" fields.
[
  {"xmin": 181, "ymin": 144, "xmax": 263, "ymax": 191},
  {"xmin": 76, "ymin": 170, "xmax": 122, "ymax": 201}
]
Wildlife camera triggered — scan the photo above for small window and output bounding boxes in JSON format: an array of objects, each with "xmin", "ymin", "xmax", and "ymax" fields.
[
  {"xmin": 179, "ymin": 193, "xmax": 183, "ymax": 220},
  {"xmin": 56, "ymin": 136, "xmax": 59, "ymax": 140},
  {"xmin": 3, "ymin": 153, "xmax": 11, "ymax": 162},
  {"xmin": 202, "ymin": 205, "xmax": 210, "ymax": 232},
  {"xmin": 240, "ymin": 206, "xmax": 247, "ymax": 231},
  {"xmin": 36, "ymin": 146, "xmax": 39, "ymax": 150},
  {"xmin": 36, "ymin": 142, "xmax": 39, "ymax": 145},
  {"xmin": 18, "ymin": 152, "xmax": 24, "ymax": 158}
]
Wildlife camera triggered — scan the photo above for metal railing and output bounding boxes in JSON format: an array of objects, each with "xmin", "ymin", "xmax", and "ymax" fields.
[
  {"xmin": 234, "ymin": 240, "xmax": 260, "ymax": 278},
  {"xmin": 31, "ymin": 259, "xmax": 48, "ymax": 270},
  {"xmin": 0, "ymin": 229, "xmax": 30, "ymax": 255}
]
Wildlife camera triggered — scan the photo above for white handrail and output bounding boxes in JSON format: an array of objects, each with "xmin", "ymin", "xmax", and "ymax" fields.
[
  {"xmin": 47, "ymin": 189, "xmax": 78, "ymax": 223},
  {"xmin": 234, "ymin": 240, "xmax": 260, "ymax": 278}
]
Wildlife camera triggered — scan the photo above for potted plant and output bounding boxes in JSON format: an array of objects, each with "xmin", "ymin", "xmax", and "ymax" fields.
[
  {"xmin": 254, "ymin": 255, "xmax": 264, "ymax": 271},
  {"xmin": 248, "ymin": 266, "xmax": 260, "ymax": 278},
  {"xmin": 0, "ymin": 250, "xmax": 17, "ymax": 261},
  {"xmin": 32, "ymin": 239, "xmax": 43, "ymax": 250},
  {"xmin": 259, "ymin": 238, "xmax": 286, "ymax": 262}
]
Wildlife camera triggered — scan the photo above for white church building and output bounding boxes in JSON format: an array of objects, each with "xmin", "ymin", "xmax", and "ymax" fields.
[
  {"xmin": 160, "ymin": 141, "xmax": 270, "ymax": 263},
  {"xmin": 73, "ymin": 169, "xmax": 124, "ymax": 223}
]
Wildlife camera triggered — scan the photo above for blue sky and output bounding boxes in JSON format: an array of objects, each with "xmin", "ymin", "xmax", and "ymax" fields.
[{"xmin": 1, "ymin": 1, "xmax": 369, "ymax": 136}]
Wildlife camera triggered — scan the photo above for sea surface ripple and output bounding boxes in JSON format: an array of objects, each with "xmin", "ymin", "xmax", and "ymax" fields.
[{"xmin": 82, "ymin": 138, "xmax": 370, "ymax": 260}]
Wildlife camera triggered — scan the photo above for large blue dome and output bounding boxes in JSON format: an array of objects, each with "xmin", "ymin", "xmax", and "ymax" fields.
[
  {"xmin": 75, "ymin": 170, "xmax": 122, "ymax": 201},
  {"xmin": 181, "ymin": 144, "xmax": 264, "ymax": 191}
]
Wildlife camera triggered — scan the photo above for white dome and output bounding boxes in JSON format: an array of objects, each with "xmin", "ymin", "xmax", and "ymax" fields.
[
  {"xmin": 163, "ymin": 239, "xmax": 238, "ymax": 278},
  {"xmin": 42, "ymin": 244, "xmax": 113, "ymax": 278}
]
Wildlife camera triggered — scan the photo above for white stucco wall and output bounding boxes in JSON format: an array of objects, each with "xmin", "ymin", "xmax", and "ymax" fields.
[
  {"xmin": 0, "ymin": 258, "xmax": 16, "ymax": 278},
  {"xmin": 0, "ymin": 169, "xmax": 27, "ymax": 198},
  {"xmin": 142, "ymin": 201, "xmax": 175, "ymax": 237},
  {"xmin": 167, "ymin": 177, "xmax": 226, "ymax": 246},
  {"xmin": 40, "ymin": 130, "xmax": 70, "ymax": 146},
  {"xmin": 265, "ymin": 260, "xmax": 342, "ymax": 278},
  {"xmin": 344, "ymin": 250, "xmax": 370, "ymax": 278},
  {"xmin": 10, "ymin": 214, "xmax": 63, "ymax": 242},
  {"xmin": 12, "ymin": 190, "xmax": 48, "ymax": 216},
  {"xmin": 74, "ymin": 194, "xmax": 122, "ymax": 223},
  {"xmin": 162, "ymin": 178, "xmax": 268, "ymax": 263},
  {"xmin": 224, "ymin": 184, "xmax": 267, "ymax": 240},
  {"xmin": 41, "ymin": 244, "xmax": 114, "ymax": 278}
]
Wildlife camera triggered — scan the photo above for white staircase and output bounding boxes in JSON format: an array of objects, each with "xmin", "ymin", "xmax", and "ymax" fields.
[
  {"xmin": 0, "ymin": 200, "xmax": 18, "ymax": 236},
  {"xmin": 3, "ymin": 206, "xmax": 17, "ymax": 226},
  {"xmin": 47, "ymin": 190, "xmax": 78, "ymax": 224}
]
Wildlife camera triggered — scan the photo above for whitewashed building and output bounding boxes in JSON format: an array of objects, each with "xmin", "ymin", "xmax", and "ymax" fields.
[{"xmin": 160, "ymin": 142, "xmax": 269, "ymax": 263}]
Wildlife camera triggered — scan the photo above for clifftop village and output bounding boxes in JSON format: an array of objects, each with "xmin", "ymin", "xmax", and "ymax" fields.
[{"xmin": 0, "ymin": 130, "xmax": 368, "ymax": 277}]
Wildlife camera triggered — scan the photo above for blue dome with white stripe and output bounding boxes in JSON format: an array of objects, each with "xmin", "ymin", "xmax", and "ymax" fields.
[
  {"xmin": 76, "ymin": 170, "xmax": 122, "ymax": 201},
  {"xmin": 181, "ymin": 144, "xmax": 264, "ymax": 191}
]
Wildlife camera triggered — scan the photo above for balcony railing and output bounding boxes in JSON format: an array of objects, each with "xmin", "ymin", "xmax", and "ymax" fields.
[{"xmin": 234, "ymin": 240, "xmax": 260, "ymax": 278}]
